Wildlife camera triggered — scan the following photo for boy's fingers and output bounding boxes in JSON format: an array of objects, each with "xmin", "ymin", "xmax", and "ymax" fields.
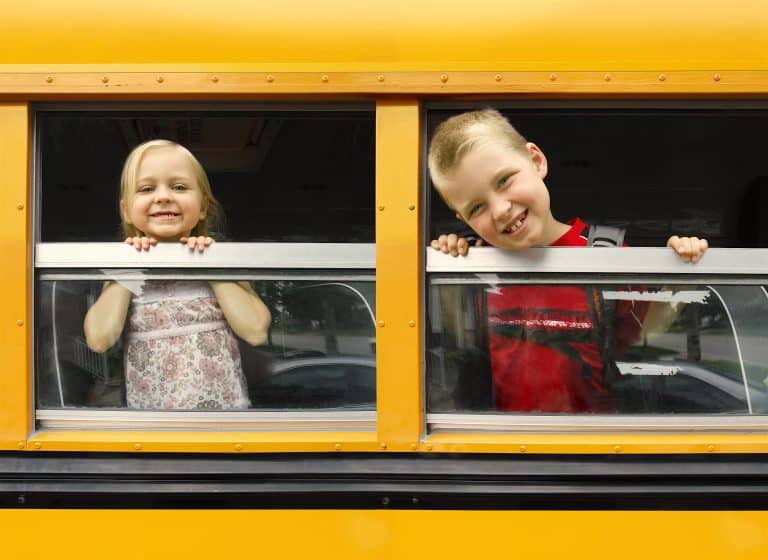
[
  {"xmin": 457, "ymin": 238, "xmax": 469, "ymax": 256},
  {"xmin": 475, "ymin": 238, "xmax": 485, "ymax": 247}
]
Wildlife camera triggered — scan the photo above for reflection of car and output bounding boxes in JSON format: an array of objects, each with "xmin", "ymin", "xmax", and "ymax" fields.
[
  {"xmin": 248, "ymin": 356, "xmax": 376, "ymax": 410},
  {"xmin": 613, "ymin": 360, "xmax": 768, "ymax": 414}
]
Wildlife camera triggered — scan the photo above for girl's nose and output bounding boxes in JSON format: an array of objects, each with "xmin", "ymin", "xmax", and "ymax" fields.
[{"xmin": 153, "ymin": 185, "xmax": 172, "ymax": 201}]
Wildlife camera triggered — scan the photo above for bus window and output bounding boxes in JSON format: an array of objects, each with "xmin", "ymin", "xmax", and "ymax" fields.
[
  {"xmin": 427, "ymin": 104, "xmax": 768, "ymax": 248},
  {"xmin": 36, "ymin": 273, "xmax": 375, "ymax": 412},
  {"xmin": 428, "ymin": 280, "xmax": 768, "ymax": 415},
  {"xmin": 38, "ymin": 107, "xmax": 375, "ymax": 242},
  {"xmin": 34, "ymin": 105, "xmax": 376, "ymax": 429}
]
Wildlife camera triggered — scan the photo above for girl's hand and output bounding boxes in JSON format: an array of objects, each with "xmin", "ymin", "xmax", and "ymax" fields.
[
  {"xmin": 180, "ymin": 236, "xmax": 214, "ymax": 252},
  {"xmin": 667, "ymin": 235, "xmax": 709, "ymax": 263},
  {"xmin": 125, "ymin": 236, "xmax": 157, "ymax": 251}
]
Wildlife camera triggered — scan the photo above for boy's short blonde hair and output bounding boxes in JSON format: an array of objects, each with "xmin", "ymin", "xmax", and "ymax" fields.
[
  {"xmin": 119, "ymin": 139, "xmax": 221, "ymax": 238},
  {"xmin": 427, "ymin": 109, "xmax": 529, "ymax": 194}
]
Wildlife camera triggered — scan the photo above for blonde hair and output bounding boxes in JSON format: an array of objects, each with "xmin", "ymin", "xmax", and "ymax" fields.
[
  {"xmin": 427, "ymin": 109, "xmax": 529, "ymax": 196},
  {"xmin": 119, "ymin": 139, "xmax": 221, "ymax": 238}
]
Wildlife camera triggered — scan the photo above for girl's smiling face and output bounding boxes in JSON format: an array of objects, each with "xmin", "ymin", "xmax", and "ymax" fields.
[{"xmin": 121, "ymin": 146, "xmax": 207, "ymax": 241}]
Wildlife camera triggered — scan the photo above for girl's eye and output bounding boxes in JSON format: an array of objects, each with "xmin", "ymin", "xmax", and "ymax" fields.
[
  {"xmin": 172, "ymin": 183, "xmax": 188, "ymax": 191},
  {"xmin": 497, "ymin": 175, "xmax": 511, "ymax": 189},
  {"xmin": 137, "ymin": 185, "xmax": 153, "ymax": 193}
]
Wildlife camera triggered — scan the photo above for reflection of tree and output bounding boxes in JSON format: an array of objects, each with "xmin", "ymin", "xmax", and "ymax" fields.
[{"xmin": 252, "ymin": 280, "xmax": 374, "ymax": 355}]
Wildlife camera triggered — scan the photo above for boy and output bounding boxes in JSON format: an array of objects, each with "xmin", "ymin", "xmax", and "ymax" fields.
[{"xmin": 428, "ymin": 109, "xmax": 708, "ymax": 412}]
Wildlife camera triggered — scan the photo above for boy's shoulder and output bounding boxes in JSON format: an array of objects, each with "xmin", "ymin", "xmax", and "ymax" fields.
[{"xmin": 552, "ymin": 218, "xmax": 625, "ymax": 248}]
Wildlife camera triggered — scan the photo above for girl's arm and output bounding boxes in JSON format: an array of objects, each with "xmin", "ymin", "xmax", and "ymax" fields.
[
  {"xmin": 83, "ymin": 281, "xmax": 133, "ymax": 353},
  {"xmin": 209, "ymin": 281, "xmax": 271, "ymax": 346}
]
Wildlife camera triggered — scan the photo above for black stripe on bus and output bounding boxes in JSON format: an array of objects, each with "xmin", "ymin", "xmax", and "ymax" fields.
[{"xmin": 3, "ymin": 452, "xmax": 768, "ymax": 510}]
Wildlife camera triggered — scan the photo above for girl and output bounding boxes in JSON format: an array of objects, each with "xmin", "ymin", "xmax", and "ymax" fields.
[{"xmin": 83, "ymin": 139, "xmax": 271, "ymax": 410}]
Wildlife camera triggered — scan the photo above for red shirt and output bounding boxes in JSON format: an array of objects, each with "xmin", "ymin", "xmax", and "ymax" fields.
[{"xmin": 486, "ymin": 218, "xmax": 644, "ymax": 412}]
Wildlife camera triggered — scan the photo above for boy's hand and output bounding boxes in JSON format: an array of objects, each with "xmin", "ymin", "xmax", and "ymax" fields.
[
  {"xmin": 180, "ymin": 236, "xmax": 214, "ymax": 252},
  {"xmin": 667, "ymin": 236, "xmax": 708, "ymax": 263},
  {"xmin": 430, "ymin": 234, "xmax": 483, "ymax": 257},
  {"xmin": 125, "ymin": 236, "xmax": 157, "ymax": 251}
]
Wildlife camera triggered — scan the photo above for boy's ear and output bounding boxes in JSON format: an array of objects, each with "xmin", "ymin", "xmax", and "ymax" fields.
[{"xmin": 526, "ymin": 142, "xmax": 548, "ymax": 179}]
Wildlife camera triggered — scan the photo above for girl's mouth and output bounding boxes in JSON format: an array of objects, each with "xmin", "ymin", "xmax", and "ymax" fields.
[
  {"xmin": 502, "ymin": 210, "xmax": 528, "ymax": 235},
  {"xmin": 150, "ymin": 212, "xmax": 180, "ymax": 221}
]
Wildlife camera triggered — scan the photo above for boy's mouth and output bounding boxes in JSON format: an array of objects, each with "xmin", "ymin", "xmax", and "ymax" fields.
[{"xmin": 501, "ymin": 210, "xmax": 528, "ymax": 235}]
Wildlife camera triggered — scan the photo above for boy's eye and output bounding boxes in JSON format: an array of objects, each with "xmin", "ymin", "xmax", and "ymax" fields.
[
  {"xmin": 497, "ymin": 175, "xmax": 511, "ymax": 189},
  {"xmin": 467, "ymin": 203, "xmax": 483, "ymax": 218}
]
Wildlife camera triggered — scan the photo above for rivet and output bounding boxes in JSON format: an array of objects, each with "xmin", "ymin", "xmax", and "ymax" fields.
[
  {"xmin": 408, "ymin": 320, "xmax": 415, "ymax": 327},
  {"xmin": 17, "ymin": 441, "xmax": 25, "ymax": 450},
  {"xmin": 211, "ymin": 75, "xmax": 219, "ymax": 83},
  {"xmin": 33, "ymin": 442, "xmax": 41, "ymax": 450},
  {"xmin": 408, "ymin": 204, "xmax": 415, "ymax": 211},
  {"xmin": 134, "ymin": 443, "xmax": 142, "ymax": 451},
  {"xmin": 425, "ymin": 444, "xmax": 433, "ymax": 451},
  {"xmin": 381, "ymin": 496, "xmax": 390, "ymax": 505},
  {"xmin": 604, "ymin": 73, "xmax": 612, "ymax": 82},
  {"xmin": 713, "ymin": 73, "xmax": 721, "ymax": 82},
  {"xmin": 45, "ymin": 76, "xmax": 53, "ymax": 84},
  {"xmin": 549, "ymin": 73, "xmax": 557, "ymax": 81},
  {"xmin": 410, "ymin": 443, "xmax": 417, "ymax": 451},
  {"xmin": 519, "ymin": 445, "xmax": 527, "ymax": 453},
  {"xmin": 321, "ymin": 74, "xmax": 329, "ymax": 82},
  {"xmin": 658, "ymin": 73, "xmax": 666, "ymax": 82},
  {"xmin": 494, "ymin": 73, "xmax": 502, "ymax": 82},
  {"xmin": 16, "ymin": 203, "xmax": 24, "ymax": 210},
  {"xmin": 234, "ymin": 443, "xmax": 243, "ymax": 452},
  {"xmin": 380, "ymin": 442, "xmax": 387, "ymax": 450},
  {"xmin": 613, "ymin": 445, "xmax": 622, "ymax": 453},
  {"xmin": 377, "ymin": 74, "xmax": 385, "ymax": 82},
  {"xmin": 334, "ymin": 443, "xmax": 342, "ymax": 451},
  {"xmin": 266, "ymin": 74, "xmax": 275, "ymax": 82},
  {"xmin": 16, "ymin": 320, "xmax": 23, "ymax": 327},
  {"xmin": 707, "ymin": 444, "xmax": 715, "ymax": 452},
  {"xmin": 101, "ymin": 76, "xmax": 109, "ymax": 83},
  {"xmin": 440, "ymin": 73, "xmax": 448, "ymax": 83},
  {"xmin": 377, "ymin": 204, "xmax": 385, "ymax": 211},
  {"xmin": 156, "ymin": 76, "xmax": 164, "ymax": 83},
  {"xmin": 412, "ymin": 497, "xmax": 419, "ymax": 504},
  {"xmin": 377, "ymin": 320, "xmax": 385, "ymax": 327},
  {"xmin": 17, "ymin": 495, "xmax": 25, "ymax": 505}
]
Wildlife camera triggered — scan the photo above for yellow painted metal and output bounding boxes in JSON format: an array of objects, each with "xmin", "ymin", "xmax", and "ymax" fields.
[
  {"xmin": 28, "ymin": 431, "xmax": 378, "ymax": 453},
  {"xmin": 1, "ymin": 1, "xmax": 768, "ymax": 72},
  {"xmin": 0, "ymin": 104, "xmax": 29, "ymax": 450},
  {"xmin": 424, "ymin": 433, "xmax": 768, "ymax": 454},
  {"xmin": 2, "ymin": 510, "xmax": 768, "ymax": 558},
  {"xmin": 375, "ymin": 101, "xmax": 422, "ymax": 448},
  {"xmin": 4, "ymin": 70, "xmax": 768, "ymax": 96}
]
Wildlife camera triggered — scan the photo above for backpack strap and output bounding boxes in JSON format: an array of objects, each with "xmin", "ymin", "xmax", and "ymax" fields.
[{"xmin": 587, "ymin": 224, "xmax": 625, "ymax": 247}]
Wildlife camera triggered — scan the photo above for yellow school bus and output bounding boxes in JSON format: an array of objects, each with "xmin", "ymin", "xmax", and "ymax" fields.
[{"xmin": 3, "ymin": 1, "xmax": 768, "ymax": 557}]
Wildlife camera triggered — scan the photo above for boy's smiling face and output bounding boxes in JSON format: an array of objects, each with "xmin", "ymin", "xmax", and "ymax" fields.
[{"xmin": 438, "ymin": 140, "xmax": 561, "ymax": 250}]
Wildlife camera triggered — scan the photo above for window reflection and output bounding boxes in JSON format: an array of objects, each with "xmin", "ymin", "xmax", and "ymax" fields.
[
  {"xmin": 428, "ymin": 282, "xmax": 768, "ymax": 415},
  {"xmin": 37, "ymin": 277, "xmax": 376, "ymax": 411}
]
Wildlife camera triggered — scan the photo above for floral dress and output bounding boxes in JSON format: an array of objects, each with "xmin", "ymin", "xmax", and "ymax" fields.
[{"xmin": 124, "ymin": 280, "xmax": 250, "ymax": 410}]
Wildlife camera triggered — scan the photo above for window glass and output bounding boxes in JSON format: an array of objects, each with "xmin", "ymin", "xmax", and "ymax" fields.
[
  {"xmin": 38, "ymin": 109, "xmax": 375, "ymax": 242},
  {"xmin": 428, "ymin": 281, "xmax": 768, "ymax": 415},
  {"xmin": 37, "ymin": 274, "xmax": 375, "ymax": 411}
]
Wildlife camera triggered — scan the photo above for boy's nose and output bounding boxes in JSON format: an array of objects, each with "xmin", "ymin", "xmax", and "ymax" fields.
[{"xmin": 490, "ymin": 195, "xmax": 512, "ymax": 221}]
